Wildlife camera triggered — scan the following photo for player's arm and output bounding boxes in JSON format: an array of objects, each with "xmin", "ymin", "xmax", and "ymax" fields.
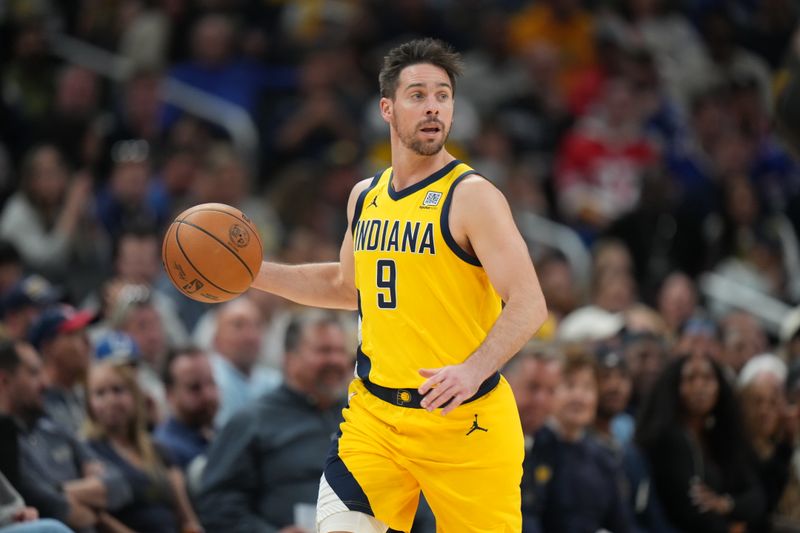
[
  {"xmin": 419, "ymin": 176, "xmax": 547, "ymax": 414},
  {"xmin": 250, "ymin": 179, "xmax": 369, "ymax": 310}
]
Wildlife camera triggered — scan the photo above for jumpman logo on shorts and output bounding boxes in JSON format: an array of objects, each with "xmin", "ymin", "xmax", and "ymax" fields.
[{"xmin": 466, "ymin": 414, "xmax": 488, "ymax": 435}]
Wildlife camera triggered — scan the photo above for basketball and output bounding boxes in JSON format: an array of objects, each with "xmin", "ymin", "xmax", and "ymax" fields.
[{"xmin": 162, "ymin": 203, "xmax": 263, "ymax": 303}]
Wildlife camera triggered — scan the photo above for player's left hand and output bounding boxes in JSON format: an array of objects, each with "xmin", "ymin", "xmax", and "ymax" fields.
[{"xmin": 418, "ymin": 363, "xmax": 484, "ymax": 415}]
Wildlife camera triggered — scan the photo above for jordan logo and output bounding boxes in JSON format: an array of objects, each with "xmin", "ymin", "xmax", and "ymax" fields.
[
  {"xmin": 367, "ymin": 196, "xmax": 378, "ymax": 209},
  {"xmin": 466, "ymin": 414, "xmax": 488, "ymax": 436}
]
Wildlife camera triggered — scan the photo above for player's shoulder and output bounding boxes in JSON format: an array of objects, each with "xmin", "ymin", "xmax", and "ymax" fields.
[
  {"xmin": 450, "ymin": 171, "xmax": 508, "ymax": 210},
  {"xmin": 350, "ymin": 168, "xmax": 387, "ymax": 198}
]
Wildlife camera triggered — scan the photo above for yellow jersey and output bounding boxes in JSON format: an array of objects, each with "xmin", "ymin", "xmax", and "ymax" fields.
[{"xmin": 352, "ymin": 160, "xmax": 502, "ymax": 388}]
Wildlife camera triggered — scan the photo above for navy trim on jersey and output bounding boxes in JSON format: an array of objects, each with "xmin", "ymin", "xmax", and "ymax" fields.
[
  {"xmin": 351, "ymin": 170, "xmax": 384, "ymax": 235},
  {"xmin": 323, "ymin": 433, "xmax": 374, "ymax": 515},
  {"xmin": 355, "ymin": 346, "xmax": 372, "ymax": 380},
  {"xmin": 441, "ymin": 170, "xmax": 482, "ymax": 267},
  {"xmin": 387, "ymin": 159, "xmax": 461, "ymax": 200}
]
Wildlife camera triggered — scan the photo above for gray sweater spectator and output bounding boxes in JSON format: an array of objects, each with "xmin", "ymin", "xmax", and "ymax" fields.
[
  {"xmin": 1, "ymin": 340, "xmax": 131, "ymax": 532},
  {"xmin": 196, "ymin": 311, "xmax": 351, "ymax": 532}
]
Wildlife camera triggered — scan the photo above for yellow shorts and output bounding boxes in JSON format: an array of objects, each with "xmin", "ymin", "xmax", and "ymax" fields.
[{"xmin": 319, "ymin": 377, "xmax": 524, "ymax": 533}]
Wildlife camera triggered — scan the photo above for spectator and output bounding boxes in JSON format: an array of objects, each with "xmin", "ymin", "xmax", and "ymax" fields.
[
  {"xmin": 106, "ymin": 70, "xmax": 164, "ymax": 149},
  {"xmin": 508, "ymin": 0, "xmax": 597, "ymax": 94},
  {"xmin": 0, "ymin": 145, "xmax": 96, "ymax": 286},
  {"xmin": 636, "ymin": 354, "xmax": 765, "ymax": 532},
  {"xmin": 720, "ymin": 311, "xmax": 767, "ymax": 374},
  {"xmin": 738, "ymin": 354, "xmax": 799, "ymax": 532},
  {"xmin": 0, "ymin": 241, "xmax": 23, "ymax": 295},
  {"xmin": 622, "ymin": 332, "xmax": 669, "ymax": 414},
  {"xmin": 161, "ymin": 13, "xmax": 295, "ymax": 131},
  {"xmin": 9, "ymin": 341, "xmax": 132, "ymax": 532},
  {"xmin": 209, "ymin": 297, "xmax": 280, "ymax": 428},
  {"xmin": 505, "ymin": 346, "xmax": 563, "ymax": 533},
  {"xmin": 85, "ymin": 360, "xmax": 202, "ymax": 533},
  {"xmin": 656, "ymin": 272, "xmax": 699, "ymax": 338},
  {"xmin": 593, "ymin": 346, "xmax": 634, "ymax": 448},
  {"xmin": 532, "ymin": 347, "xmax": 630, "ymax": 533},
  {"xmin": 106, "ymin": 228, "xmax": 188, "ymax": 348},
  {"xmin": 555, "ymin": 78, "xmax": 660, "ymax": 240},
  {"xmin": 0, "ymin": 275, "xmax": 60, "ymax": 342},
  {"xmin": 154, "ymin": 347, "xmax": 219, "ymax": 471},
  {"xmin": 106, "ymin": 284, "xmax": 177, "ymax": 423},
  {"xmin": 779, "ymin": 307, "xmax": 800, "ymax": 365},
  {"xmin": 535, "ymin": 252, "xmax": 580, "ymax": 325},
  {"xmin": 593, "ymin": 345, "xmax": 675, "ymax": 532},
  {"xmin": 0, "ymin": 339, "xmax": 72, "ymax": 533},
  {"xmin": 33, "ymin": 66, "xmax": 100, "ymax": 172},
  {"xmin": 0, "ymin": 470, "xmax": 72, "ymax": 533},
  {"xmin": 95, "ymin": 140, "xmax": 170, "ymax": 243},
  {"xmin": 196, "ymin": 311, "xmax": 351, "ymax": 532},
  {"xmin": 28, "ymin": 305, "xmax": 95, "ymax": 436}
]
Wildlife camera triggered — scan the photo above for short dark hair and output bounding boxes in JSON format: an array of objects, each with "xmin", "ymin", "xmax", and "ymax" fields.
[
  {"xmin": 284, "ymin": 310, "xmax": 344, "ymax": 354},
  {"xmin": 561, "ymin": 345, "xmax": 598, "ymax": 381},
  {"xmin": 162, "ymin": 346, "xmax": 205, "ymax": 389},
  {"xmin": 0, "ymin": 240, "xmax": 21, "ymax": 267},
  {"xmin": 0, "ymin": 339, "xmax": 21, "ymax": 373},
  {"xmin": 379, "ymin": 38, "xmax": 463, "ymax": 99},
  {"xmin": 503, "ymin": 344, "xmax": 563, "ymax": 376},
  {"xmin": 112, "ymin": 224, "xmax": 159, "ymax": 262}
]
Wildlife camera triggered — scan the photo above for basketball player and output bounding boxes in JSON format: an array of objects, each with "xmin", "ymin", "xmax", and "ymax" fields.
[{"xmin": 252, "ymin": 38, "xmax": 547, "ymax": 533}]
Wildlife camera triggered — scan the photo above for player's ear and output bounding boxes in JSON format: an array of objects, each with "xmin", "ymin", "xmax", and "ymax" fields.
[{"xmin": 379, "ymin": 97, "xmax": 392, "ymax": 124}]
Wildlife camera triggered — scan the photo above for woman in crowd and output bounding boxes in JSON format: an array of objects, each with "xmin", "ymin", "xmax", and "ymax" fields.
[
  {"xmin": 636, "ymin": 354, "xmax": 765, "ymax": 532},
  {"xmin": 84, "ymin": 360, "xmax": 202, "ymax": 533}
]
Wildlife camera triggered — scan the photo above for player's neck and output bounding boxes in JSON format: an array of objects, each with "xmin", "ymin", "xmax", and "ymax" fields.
[{"xmin": 390, "ymin": 146, "xmax": 454, "ymax": 192}]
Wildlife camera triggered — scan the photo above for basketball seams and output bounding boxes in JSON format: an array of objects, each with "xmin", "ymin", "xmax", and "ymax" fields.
[
  {"xmin": 162, "ymin": 222, "xmax": 185, "ymax": 293},
  {"xmin": 178, "ymin": 208, "xmax": 263, "ymax": 255},
  {"xmin": 176, "ymin": 219, "xmax": 255, "ymax": 280},
  {"xmin": 174, "ymin": 222, "xmax": 241, "ymax": 295}
]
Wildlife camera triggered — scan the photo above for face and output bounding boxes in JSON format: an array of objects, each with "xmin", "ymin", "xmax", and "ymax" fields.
[
  {"xmin": 624, "ymin": 338, "xmax": 666, "ymax": 401},
  {"xmin": 658, "ymin": 273, "xmax": 697, "ymax": 330},
  {"xmin": 597, "ymin": 366, "xmax": 632, "ymax": 419},
  {"xmin": 7, "ymin": 344, "xmax": 45, "ymax": 421},
  {"xmin": 29, "ymin": 147, "xmax": 68, "ymax": 206},
  {"xmin": 507, "ymin": 358, "xmax": 562, "ymax": 434},
  {"xmin": 538, "ymin": 261, "xmax": 578, "ymax": 316},
  {"xmin": 43, "ymin": 328, "xmax": 91, "ymax": 381},
  {"xmin": 286, "ymin": 323, "xmax": 351, "ymax": 403},
  {"xmin": 554, "ymin": 367, "xmax": 598, "ymax": 432},
  {"xmin": 680, "ymin": 356, "xmax": 719, "ymax": 418},
  {"xmin": 741, "ymin": 375, "xmax": 783, "ymax": 441},
  {"xmin": 381, "ymin": 63, "xmax": 454, "ymax": 156},
  {"xmin": 168, "ymin": 353, "xmax": 219, "ymax": 428},
  {"xmin": 213, "ymin": 300, "xmax": 263, "ymax": 372},
  {"xmin": 87, "ymin": 364, "xmax": 135, "ymax": 433},
  {"xmin": 115, "ymin": 236, "xmax": 160, "ymax": 284},
  {"xmin": 111, "ymin": 161, "xmax": 150, "ymax": 205},
  {"xmin": 122, "ymin": 305, "xmax": 166, "ymax": 366}
]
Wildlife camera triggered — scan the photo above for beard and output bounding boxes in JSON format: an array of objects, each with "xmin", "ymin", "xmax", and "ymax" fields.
[{"xmin": 393, "ymin": 116, "xmax": 451, "ymax": 156}]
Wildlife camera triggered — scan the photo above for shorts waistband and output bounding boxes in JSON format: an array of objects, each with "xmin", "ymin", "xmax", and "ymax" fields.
[{"xmin": 361, "ymin": 372, "xmax": 501, "ymax": 409}]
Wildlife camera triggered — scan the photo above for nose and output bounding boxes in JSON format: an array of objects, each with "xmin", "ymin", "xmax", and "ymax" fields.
[{"xmin": 425, "ymin": 95, "xmax": 440, "ymax": 116}]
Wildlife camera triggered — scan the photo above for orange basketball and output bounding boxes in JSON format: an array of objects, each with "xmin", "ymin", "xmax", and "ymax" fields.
[{"xmin": 162, "ymin": 203, "xmax": 263, "ymax": 303}]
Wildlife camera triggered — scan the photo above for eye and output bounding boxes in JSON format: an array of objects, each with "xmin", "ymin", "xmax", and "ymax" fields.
[
  {"xmin": 411, "ymin": 92, "xmax": 423, "ymax": 100},
  {"xmin": 437, "ymin": 92, "xmax": 450, "ymax": 101}
]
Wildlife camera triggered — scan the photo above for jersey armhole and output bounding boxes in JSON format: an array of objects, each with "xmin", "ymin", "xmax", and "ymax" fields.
[
  {"xmin": 350, "ymin": 171, "xmax": 383, "ymax": 235},
  {"xmin": 441, "ymin": 171, "xmax": 483, "ymax": 267}
]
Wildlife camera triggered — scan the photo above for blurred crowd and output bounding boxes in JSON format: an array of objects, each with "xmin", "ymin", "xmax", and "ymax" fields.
[{"xmin": 1, "ymin": 0, "xmax": 800, "ymax": 532}]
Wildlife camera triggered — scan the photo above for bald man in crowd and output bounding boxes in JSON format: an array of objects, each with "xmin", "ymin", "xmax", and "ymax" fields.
[{"xmin": 210, "ymin": 297, "xmax": 280, "ymax": 428}]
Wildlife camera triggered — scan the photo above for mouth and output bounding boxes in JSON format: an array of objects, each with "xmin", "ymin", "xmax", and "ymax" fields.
[{"xmin": 419, "ymin": 123, "xmax": 442, "ymax": 135}]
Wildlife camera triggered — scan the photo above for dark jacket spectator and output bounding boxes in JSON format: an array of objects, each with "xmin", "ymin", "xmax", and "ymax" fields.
[
  {"xmin": 637, "ymin": 354, "xmax": 765, "ymax": 533},
  {"xmin": 197, "ymin": 311, "xmax": 351, "ymax": 532}
]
